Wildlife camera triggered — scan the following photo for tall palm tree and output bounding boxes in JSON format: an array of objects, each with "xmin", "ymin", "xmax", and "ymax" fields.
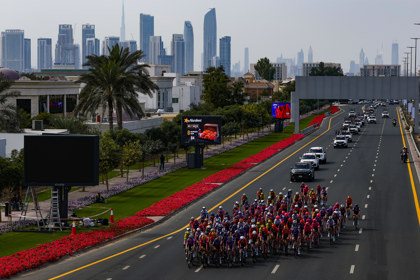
[
  {"xmin": 75, "ymin": 44, "xmax": 159, "ymax": 131},
  {"xmin": 0, "ymin": 74, "xmax": 21, "ymax": 132}
]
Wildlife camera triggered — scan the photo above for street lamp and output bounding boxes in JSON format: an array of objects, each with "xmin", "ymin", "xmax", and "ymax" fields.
[
  {"xmin": 404, "ymin": 52, "xmax": 410, "ymax": 76},
  {"xmin": 408, "ymin": 46, "xmax": 415, "ymax": 76},
  {"xmin": 411, "ymin": 38, "xmax": 420, "ymax": 76}
]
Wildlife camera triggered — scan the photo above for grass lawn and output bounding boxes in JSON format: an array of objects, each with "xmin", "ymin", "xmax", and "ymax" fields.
[
  {"xmin": 30, "ymin": 187, "xmax": 80, "ymax": 202},
  {"xmin": 0, "ymin": 110, "xmax": 331, "ymax": 257}
]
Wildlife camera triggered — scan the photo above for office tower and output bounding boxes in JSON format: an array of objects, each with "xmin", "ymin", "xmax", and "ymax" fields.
[
  {"xmin": 203, "ymin": 8, "xmax": 217, "ymax": 71},
  {"xmin": 158, "ymin": 54, "xmax": 174, "ymax": 71},
  {"xmin": 184, "ymin": 21, "xmax": 194, "ymax": 73},
  {"xmin": 85, "ymin": 38, "xmax": 100, "ymax": 58},
  {"xmin": 359, "ymin": 48, "xmax": 365, "ymax": 69},
  {"xmin": 74, "ymin": 44, "xmax": 80, "ymax": 69},
  {"xmin": 308, "ymin": 46, "xmax": 313, "ymax": 63},
  {"xmin": 121, "ymin": 40, "xmax": 137, "ymax": 53},
  {"xmin": 1, "ymin": 29, "xmax": 25, "ymax": 72},
  {"xmin": 392, "ymin": 42, "xmax": 398, "ymax": 65},
  {"xmin": 82, "ymin": 24, "xmax": 95, "ymax": 67},
  {"xmin": 139, "ymin": 13, "xmax": 154, "ymax": 62},
  {"xmin": 24, "ymin": 38, "xmax": 31, "ymax": 72},
  {"xmin": 37, "ymin": 38, "xmax": 52, "ymax": 70},
  {"xmin": 103, "ymin": 36, "xmax": 120, "ymax": 55},
  {"xmin": 375, "ymin": 51, "xmax": 383, "ymax": 65},
  {"xmin": 364, "ymin": 57, "xmax": 369, "ymax": 65},
  {"xmin": 149, "ymin": 36, "xmax": 164, "ymax": 64},
  {"xmin": 244, "ymin": 47, "xmax": 249, "ymax": 73},
  {"xmin": 172, "ymin": 34, "xmax": 185, "ymax": 75},
  {"xmin": 120, "ymin": 0, "xmax": 126, "ymax": 42},
  {"xmin": 349, "ymin": 60, "xmax": 357, "ymax": 74},
  {"xmin": 55, "ymin": 24, "xmax": 75, "ymax": 66},
  {"xmin": 219, "ymin": 36, "xmax": 231, "ymax": 76},
  {"xmin": 211, "ymin": 56, "xmax": 220, "ymax": 68},
  {"xmin": 297, "ymin": 49, "xmax": 304, "ymax": 75}
]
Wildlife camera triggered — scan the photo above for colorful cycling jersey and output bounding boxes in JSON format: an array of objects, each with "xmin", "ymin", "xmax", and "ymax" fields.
[
  {"xmin": 225, "ymin": 239, "xmax": 235, "ymax": 248},
  {"xmin": 346, "ymin": 198, "xmax": 353, "ymax": 207},
  {"xmin": 238, "ymin": 239, "xmax": 247, "ymax": 248},
  {"xmin": 353, "ymin": 206, "xmax": 360, "ymax": 215}
]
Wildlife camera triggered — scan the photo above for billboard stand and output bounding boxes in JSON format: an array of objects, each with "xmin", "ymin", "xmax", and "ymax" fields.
[
  {"xmin": 187, "ymin": 145, "xmax": 204, "ymax": 169},
  {"xmin": 19, "ymin": 186, "xmax": 45, "ymax": 231}
]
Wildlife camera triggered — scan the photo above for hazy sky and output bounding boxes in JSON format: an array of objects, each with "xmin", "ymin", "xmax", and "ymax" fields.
[{"xmin": 1, "ymin": 0, "xmax": 420, "ymax": 73}]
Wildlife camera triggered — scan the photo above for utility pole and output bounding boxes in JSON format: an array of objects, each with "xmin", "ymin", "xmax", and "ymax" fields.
[
  {"xmin": 408, "ymin": 46, "xmax": 415, "ymax": 76},
  {"xmin": 412, "ymin": 37, "xmax": 420, "ymax": 76}
]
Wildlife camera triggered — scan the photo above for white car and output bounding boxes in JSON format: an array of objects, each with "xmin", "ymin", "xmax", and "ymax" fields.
[
  {"xmin": 334, "ymin": 135, "xmax": 348, "ymax": 148},
  {"xmin": 348, "ymin": 111, "xmax": 356, "ymax": 117},
  {"xmin": 300, "ymin": 153, "xmax": 320, "ymax": 170},
  {"xmin": 382, "ymin": 111, "xmax": 390, "ymax": 118},
  {"xmin": 367, "ymin": 115, "xmax": 377, "ymax": 123},
  {"xmin": 341, "ymin": 130, "xmax": 353, "ymax": 142},
  {"xmin": 309, "ymin": 147, "xmax": 327, "ymax": 164}
]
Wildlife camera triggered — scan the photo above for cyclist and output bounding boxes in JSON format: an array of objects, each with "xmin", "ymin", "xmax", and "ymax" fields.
[
  {"xmin": 241, "ymin": 193, "xmax": 248, "ymax": 206},
  {"xmin": 291, "ymin": 220, "xmax": 301, "ymax": 255},
  {"xmin": 321, "ymin": 186, "xmax": 328, "ymax": 205},
  {"xmin": 345, "ymin": 196, "xmax": 353, "ymax": 217},
  {"xmin": 300, "ymin": 183, "xmax": 305, "ymax": 194},
  {"xmin": 184, "ymin": 227, "xmax": 191, "ymax": 247},
  {"xmin": 353, "ymin": 204, "xmax": 361, "ymax": 227},
  {"xmin": 256, "ymin": 188, "xmax": 265, "ymax": 201},
  {"xmin": 269, "ymin": 189, "xmax": 276, "ymax": 200},
  {"xmin": 326, "ymin": 216, "xmax": 336, "ymax": 242},
  {"xmin": 393, "ymin": 118, "xmax": 397, "ymax": 127},
  {"xmin": 249, "ymin": 230, "xmax": 259, "ymax": 256},
  {"xmin": 185, "ymin": 235, "xmax": 196, "ymax": 260},
  {"xmin": 201, "ymin": 206, "xmax": 208, "ymax": 219},
  {"xmin": 303, "ymin": 222, "xmax": 312, "ymax": 248},
  {"xmin": 238, "ymin": 236, "xmax": 248, "ymax": 261}
]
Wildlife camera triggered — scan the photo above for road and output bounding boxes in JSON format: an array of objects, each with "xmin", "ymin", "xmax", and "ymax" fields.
[{"xmin": 18, "ymin": 105, "xmax": 420, "ymax": 280}]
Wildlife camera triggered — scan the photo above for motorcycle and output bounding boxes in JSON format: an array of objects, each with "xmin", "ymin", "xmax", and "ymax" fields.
[
  {"xmin": 393, "ymin": 120, "xmax": 396, "ymax": 127},
  {"xmin": 401, "ymin": 151, "xmax": 408, "ymax": 163}
]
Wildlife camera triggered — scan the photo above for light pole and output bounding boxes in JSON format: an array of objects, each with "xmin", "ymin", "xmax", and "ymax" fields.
[
  {"xmin": 411, "ymin": 38, "xmax": 420, "ymax": 76},
  {"xmin": 404, "ymin": 52, "xmax": 410, "ymax": 76},
  {"xmin": 408, "ymin": 46, "xmax": 415, "ymax": 76}
]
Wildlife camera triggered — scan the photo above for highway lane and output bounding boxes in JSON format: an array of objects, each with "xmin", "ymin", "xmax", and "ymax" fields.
[{"xmin": 18, "ymin": 105, "xmax": 420, "ymax": 280}]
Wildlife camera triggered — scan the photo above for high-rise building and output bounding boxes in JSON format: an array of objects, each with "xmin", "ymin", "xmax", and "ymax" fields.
[
  {"xmin": 308, "ymin": 46, "xmax": 313, "ymax": 63},
  {"xmin": 82, "ymin": 24, "xmax": 95, "ymax": 68},
  {"xmin": 392, "ymin": 42, "xmax": 399, "ymax": 65},
  {"xmin": 140, "ymin": 13, "xmax": 154, "ymax": 62},
  {"xmin": 1, "ymin": 29, "xmax": 25, "ymax": 72},
  {"xmin": 184, "ymin": 21, "xmax": 194, "ymax": 73},
  {"xmin": 74, "ymin": 44, "xmax": 80, "ymax": 69},
  {"xmin": 85, "ymin": 38, "xmax": 100, "ymax": 58},
  {"xmin": 55, "ymin": 24, "xmax": 75, "ymax": 66},
  {"xmin": 103, "ymin": 36, "xmax": 120, "ymax": 55},
  {"xmin": 375, "ymin": 52, "xmax": 383, "ymax": 65},
  {"xmin": 360, "ymin": 65, "xmax": 400, "ymax": 77},
  {"xmin": 120, "ymin": 0, "xmax": 126, "ymax": 42},
  {"xmin": 297, "ymin": 49, "xmax": 304, "ymax": 76},
  {"xmin": 203, "ymin": 8, "xmax": 217, "ymax": 71},
  {"xmin": 219, "ymin": 36, "xmax": 231, "ymax": 76},
  {"xmin": 24, "ymin": 38, "xmax": 31, "ymax": 72},
  {"xmin": 121, "ymin": 40, "xmax": 137, "ymax": 53},
  {"xmin": 244, "ymin": 47, "xmax": 249, "ymax": 73},
  {"xmin": 37, "ymin": 38, "xmax": 52, "ymax": 70},
  {"xmin": 172, "ymin": 34, "xmax": 185, "ymax": 75},
  {"xmin": 359, "ymin": 48, "xmax": 365, "ymax": 69},
  {"xmin": 149, "ymin": 36, "xmax": 164, "ymax": 65}
]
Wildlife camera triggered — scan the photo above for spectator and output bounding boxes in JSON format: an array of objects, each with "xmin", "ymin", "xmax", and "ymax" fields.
[
  {"xmin": 11, "ymin": 194, "xmax": 19, "ymax": 211},
  {"xmin": 160, "ymin": 154, "xmax": 165, "ymax": 171},
  {"xmin": 96, "ymin": 192, "xmax": 104, "ymax": 203}
]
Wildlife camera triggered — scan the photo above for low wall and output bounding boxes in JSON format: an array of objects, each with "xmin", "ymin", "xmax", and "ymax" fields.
[{"xmin": 87, "ymin": 117, "xmax": 163, "ymax": 134}]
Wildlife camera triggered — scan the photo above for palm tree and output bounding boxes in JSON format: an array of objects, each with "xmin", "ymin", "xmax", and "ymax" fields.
[
  {"xmin": 0, "ymin": 74, "xmax": 21, "ymax": 132},
  {"xmin": 75, "ymin": 44, "xmax": 159, "ymax": 131}
]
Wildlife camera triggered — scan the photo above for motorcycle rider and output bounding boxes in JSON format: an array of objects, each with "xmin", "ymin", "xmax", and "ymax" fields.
[
  {"xmin": 392, "ymin": 118, "xmax": 397, "ymax": 127},
  {"xmin": 401, "ymin": 147, "xmax": 408, "ymax": 162}
]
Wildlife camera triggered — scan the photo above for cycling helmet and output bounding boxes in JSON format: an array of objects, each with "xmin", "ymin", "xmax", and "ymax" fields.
[
  {"xmin": 219, "ymin": 205, "xmax": 223, "ymax": 209},
  {"xmin": 191, "ymin": 217, "xmax": 194, "ymax": 220},
  {"xmin": 202, "ymin": 206, "xmax": 206, "ymax": 209},
  {"xmin": 288, "ymin": 218, "xmax": 293, "ymax": 223},
  {"xmin": 296, "ymin": 192, "xmax": 299, "ymax": 195},
  {"xmin": 348, "ymin": 196, "xmax": 351, "ymax": 199},
  {"xmin": 340, "ymin": 204, "xmax": 344, "ymax": 207},
  {"xmin": 355, "ymin": 204, "xmax": 359, "ymax": 207},
  {"xmin": 252, "ymin": 231, "xmax": 257, "ymax": 235},
  {"xmin": 314, "ymin": 205, "xmax": 318, "ymax": 208},
  {"xmin": 270, "ymin": 189, "xmax": 273, "ymax": 192},
  {"xmin": 251, "ymin": 224, "xmax": 256, "ymax": 228},
  {"xmin": 263, "ymin": 227, "xmax": 267, "ymax": 231},
  {"xmin": 276, "ymin": 215, "xmax": 280, "ymax": 219},
  {"xmin": 328, "ymin": 216, "xmax": 333, "ymax": 220},
  {"xmin": 243, "ymin": 193, "xmax": 246, "ymax": 196},
  {"xmin": 240, "ymin": 236, "xmax": 245, "ymax": 240},
  {"xmin": 293, "ymin": 220, "xmax": 297, "ymax": 224},
  {"xmin": 315, "ymin": 209, "xmax": 319, "ymax": 212},
  {"xmin": 316, "ymin": 213, "xmax": 321, "ymax": 217},
  {"xmin": 317, "ymin": 185, "xmax": 320, "ymax": 187},
  {"xmin": 279, "ymin": 192, "xmax": 283, "ymax": 195},
  {"xmin": 288, "ymin": 189, "xmax": 292, "ymax": 192},
  {"xmin": 197, "ymin": 228, "xmax": 201, "ymax": 231},
  {"xmin": 186, "ymin": 227, "xmax": 190, "ymax": 231},
  {"xmin": 268, "ymin": 219, "xmax": 272, "ymax": 223},
  {"xmin": 259, "ymin": 187, "xmax": 263, "ymax": 191},
  {"xmin": 189, "ymin": 235, "xmax": 194, "ymax": 239},
  {"xmin": 268, "ymin": 196, "xmax": 271, "ymax": 200}
]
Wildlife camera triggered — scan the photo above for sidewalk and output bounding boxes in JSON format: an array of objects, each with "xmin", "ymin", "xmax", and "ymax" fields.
[{"xmin": 0, "ymin": 107, "xmax": 325, "ymax": 226}]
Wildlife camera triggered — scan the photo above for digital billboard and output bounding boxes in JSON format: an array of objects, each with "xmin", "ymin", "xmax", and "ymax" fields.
[
  {"xmin": 181, "ymin": 115, "xmax": 222, "ymax": 146},
  {"xmin": 272, "ymin": 103, "xmax": 291, "ymax": 119},
  {"xmin": 24, "ymin": 135, "xmax": 99, "ymax": 186}
]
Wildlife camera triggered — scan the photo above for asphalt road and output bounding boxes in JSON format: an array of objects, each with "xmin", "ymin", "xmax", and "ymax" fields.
[{"xmin": 17, "ymin": 105, "xmax": 420, "ymax": 280}]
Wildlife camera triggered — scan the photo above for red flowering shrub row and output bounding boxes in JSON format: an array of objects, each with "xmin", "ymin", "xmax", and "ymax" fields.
[
  {"xmin": 308, "ymin": 114, "xmax": 326, "ymax": 127},
  {"xmin": 0, "ymin": 216, "xmax": 153, "ymax": 279},
  {"xmin": 328, "ymin": 105, "xmax": 339, "ymax": 114}
]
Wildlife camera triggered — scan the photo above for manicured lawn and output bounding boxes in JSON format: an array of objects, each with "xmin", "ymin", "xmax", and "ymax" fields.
[{"xmin": 31, "ymin": 187, "xmax": 80, "ymax": 202}]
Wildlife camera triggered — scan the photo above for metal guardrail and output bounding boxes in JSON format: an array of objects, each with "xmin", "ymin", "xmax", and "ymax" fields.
[{"xmin": 399, "ymin": 107, "xmax": 420, "ymax": 157}]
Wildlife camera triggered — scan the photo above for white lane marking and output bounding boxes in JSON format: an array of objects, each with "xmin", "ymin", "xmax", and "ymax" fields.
[
  {"xmin": 154, "ymin": 245, "xmax": 160, "ymax": 249},
  {"xmin": 326, "ymin": 187, "xmax": 329, "ymax": 190},
  {"xmin": 362, "ymin": 215, "xmax": 366, "ymax": 220},
  {"xmin": 375, "ymin": 160, "xmax": 377, "ymax": 163},
  {"xmin": 341, "ymin": 164, "xmax": 343, "ymax": 167},
  {"xmin": 272, "ymin": 264, "xmax": 280, "ymax": 274},
  {"xmin": 139, "ymin": 254, "xmax": 146, "ymax": 259},
  {"xmin": 283, "ymin": 187, "xmax": 286, "ymax": 190},
  {"xmin": 355, "ymin": 244, "xmax": 359, "ymax": 252},
  {"xmin": 373, "ymin": 169, "xmax": 375, "ymax": 172},
  {"xmin": 346, "ymin": 156, "xmax": 348, "ymax": 159},
  {"xmin": 370, "ymin": 180, "xmax": 373, "ymax": 183},
  {"xmin": 337, "ymin": 169, "xmax": 340, "ymax": 172},
  {"xmin": 343, "ymin": 160, "xmax": 346, "ymax": 163},
  {"xmin": 367, "ymin": 195, "xmax": 370, "ymax": 199},
  {"xmin": 106, "ymin": 278, "xmax": 112, "ymax": 280},
  {"xmin": 372, "ymin": 174, "xmax": 374, "ymax": 177},
  {"xmin": 334, "ymin": 174, "xmax": 337, "ymax": 177},
  {"xmin": 359, "ymin": 228, "xmax": 363, "ymax": 234},
  {"xmin": 374, "ymin": 164, "xmax": 376, "ymax": 167},
  {"xmin": 376, "ymin": 156, "xmax": 378, "ymax": 159},
  {"xmin": 167, "ymin": 236, "xmax": 173, "ymax": 240},
  {"xmin": 348, "ymin": 153, "xmax": 351, "ymax": 156},
  {"xmin": 350, "ymin": 265, "xmax": 355, "ymax": 274},
  {"xmin": 369, "ymin": 187, "xmax": 372, "ymax": 190},
  {"xmin": 330, "ymin": 180, "xmax": 333, "ymax": 184},
  {"xmin": 122, "ymin": 265, "xmax": 130, "ymax": 270},
  {"xmin": 195, "ymin": 265, "xmax": 203, "ymax": 273},
  {"xmin": 365, "ymin": 204, "xmax": 368, "ymax": 208}
]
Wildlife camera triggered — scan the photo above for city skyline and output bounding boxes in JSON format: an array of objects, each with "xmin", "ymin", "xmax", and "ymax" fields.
[{"xmin": 0, "ymin": 0, "xmax": 419, "ymax": 72}]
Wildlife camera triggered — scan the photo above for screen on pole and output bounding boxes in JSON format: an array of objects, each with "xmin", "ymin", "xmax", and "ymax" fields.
[
  {"xmin": 24, "ymin": 135, "xmax": 99, "ymax": 186},
  {"xmin": 181, "ymin": 115, "xmax": 222, "ymax": 146},
  {"xmin": 272, "ymin": 103, "xmax": 291, "ymax": 119}
]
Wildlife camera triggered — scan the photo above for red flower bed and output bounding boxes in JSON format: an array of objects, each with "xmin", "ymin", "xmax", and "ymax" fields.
[
  {"xmin": 328, "ymin": 105, "xmax": 339, "ymax": 114},
  {"xmin": 308, "ymin": 114, "xmax": 326, "ymax": 127},
  {"xmin": 201, "ymin": 162, "xmax": 253, "ymax": 183},
  {"xmin": 0, "ymin": 216, "xmax": 153, "ymax": 278}
]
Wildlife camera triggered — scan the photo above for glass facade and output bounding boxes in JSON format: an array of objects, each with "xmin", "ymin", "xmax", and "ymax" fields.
[
  {"xmin": 1, "ymin": 29, "xmax": 25, "ymax": 72},
  {"xmin": 82, "ymin": 24, "xmax": 95, "ymax": 68},
  {"xmin": 184, "ymin": 21, "xmax": 194, "ymax": 73},
  {"xmin": 203, "ymin": 8, "xmax": 217, "ymax": 71},
  {"xmin": 140, "ymin": 14, "xmax": 154, "ymax": 62},
  {"xmin": 219, "ymin": 36, "xmax": 231, "ymax": 76},
  {"xmin": 37, "ymin": 38, "xmax": 52, "ymax": 70}
]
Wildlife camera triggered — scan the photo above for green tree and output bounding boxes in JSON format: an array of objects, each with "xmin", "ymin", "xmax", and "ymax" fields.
[
  {"xmin": 309, "ymin": 62, "xmax": 344, "ymax": 76},
  {"xmin": 0, "ymin": 74, "xmax": 21, "ymax": 132},
  {"xmin": 230, "ymin": 81, "xmax": 245, "ymax": 105},
  {"xmin": 75, "ymin": 44, "xmax": 159, "ymax": 131},
  {"xmin": 121, "ymin": 140, "xmax": 141, "ymax": 182},
  {"xmin": 139, "ymin": 140, "xmax": 153, "ymax": 178},
  {"xmin": 203, "ymin": 66, "xmax": 232, "ymax": 108},
  {"xmin": 160, "ymin": 120, "xmax": 180, "ymax": 162},
  {"xmin": 99, "ymin": 136, "xmax": 120, "ymax": 190},
  {"xmin": 254, "ymin": 57, "xmax": 275, "ymax": 81},
  {"xmin": 50, "ymin": 116, "xmax": 93, "ymax": 134}
]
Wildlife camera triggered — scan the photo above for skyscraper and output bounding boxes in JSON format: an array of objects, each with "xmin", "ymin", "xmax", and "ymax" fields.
[
  {"xmin": 103, "ymin": 36, "xmax": 120, "ymax": 55},
  {"xmin": 392, "ymin": 42, "xmax": 399, "ymax": 65},
  {"xmin": 121, "ymin": 40, "xmax": 137, "ymax": 53},
  {"xmin": 120, "ymin": 0, "xmax": 126, "ymax": 42},
  {"xmin": 308, "ymin": 46, "xmax": 313, "ymax": 63},
  {"xmin": 24, "ymin": 38, "xmax": 31, "ymax": 72},
  {"xmin": 149, "ymin": 36, "xmax": 164, "ymax": 65},
  {"xmin": 37, "ymin": 38, "xmax": 52, "ymax": 70},
  {"xmin": 82, "ymin": 24, "xmax": 95, "ymax": 67},
  {"xmin": 184, "ymin": 21, "xmax": 194, "ymax": 73},
  {"xmin": 139, "ymin": 13, "xmax": 154, "ymax": 62},
  {"xmin": 1, "ymin": 29, "xmax": 25, "ymax": 72},
  {"xmin": 172, "ymin": 34, "xmax": 185, "ymax": 75},
  {"xmin": 244, "ymin": 47, "xmax": 249, "ymax": 73},
  {"xmin": 219, "ymin": 36, "xmax": 231, "ymax": 76},
  {"xmin": 203, "ymin": 8, "xmax": 217, "ymax": 71},
  {"xmin": 85, "ymin": 38, "xmax": 100, "ymax": 57},
  {"xmin": 55, "ymin": 24, "xmax": 75, "ymax": 66},
  {"xmin": 74, "ymin": 44, "xmax": 80, "ymax": 69},
  {"xmin": 359, "ymin": 48, "xmax": 365, "ymax": 69},
  {"xmin": 297, "ymin": 49, "xmax": 304, "ymax": 76}
]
